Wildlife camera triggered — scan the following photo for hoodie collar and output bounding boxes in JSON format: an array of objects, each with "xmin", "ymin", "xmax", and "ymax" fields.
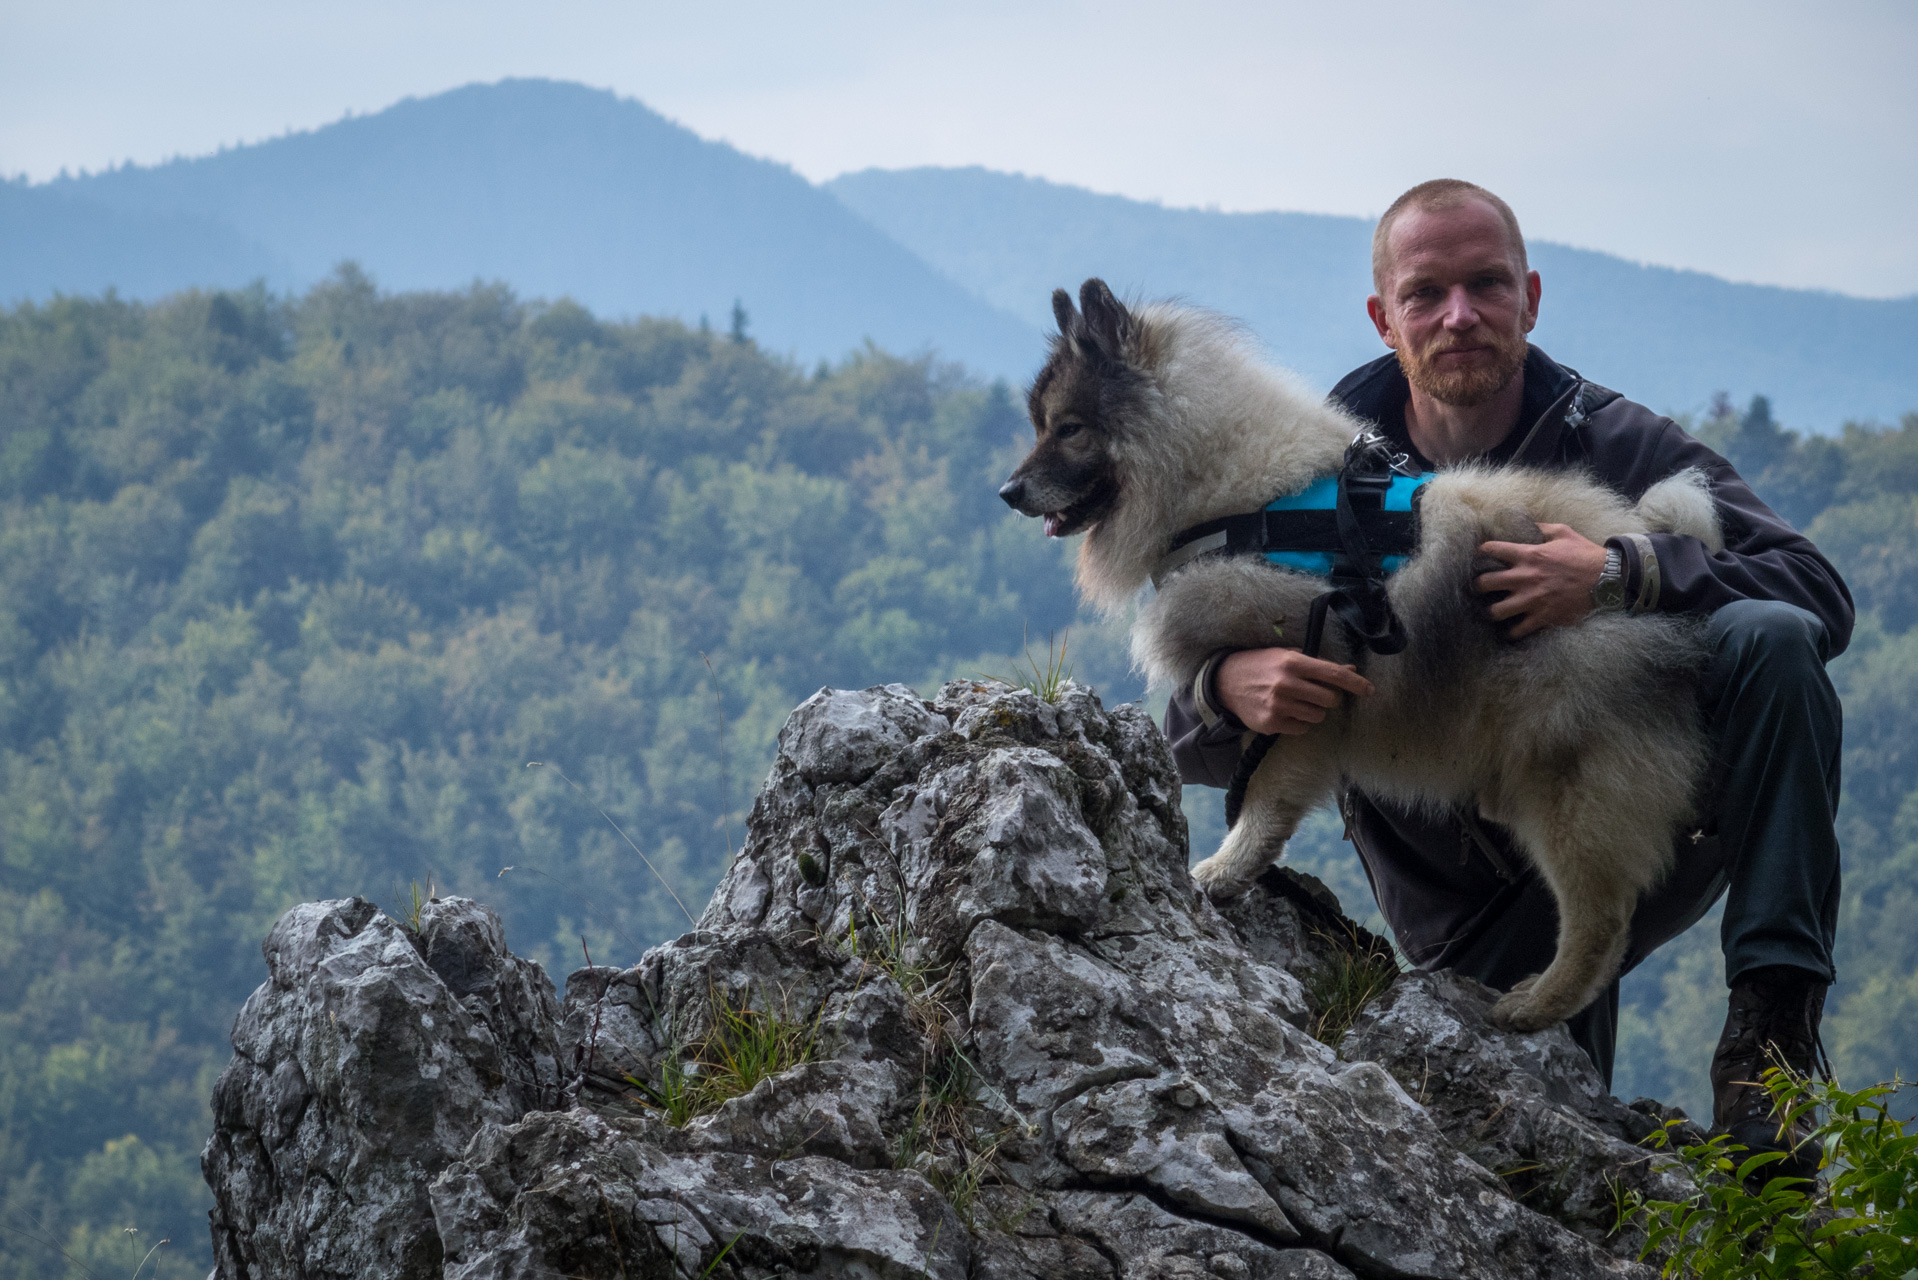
[{"xmin": 1327, "ymin": 345, "xmax": 1585, "ymax": 470}]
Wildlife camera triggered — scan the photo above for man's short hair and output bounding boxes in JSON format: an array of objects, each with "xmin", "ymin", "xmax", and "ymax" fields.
[{"xmin": 1371, "ymin": 179, "xmax": 1528, "ymax": 295}]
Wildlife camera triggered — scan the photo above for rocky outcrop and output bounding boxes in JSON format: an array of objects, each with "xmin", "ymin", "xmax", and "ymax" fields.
[
  {"xmin": 205, "ymin": 680, "xmax": 1691, "ymax": 1279},
  {"xmin": 203, "ymin": 896, "xmax": 563, "ymax": 1278}
]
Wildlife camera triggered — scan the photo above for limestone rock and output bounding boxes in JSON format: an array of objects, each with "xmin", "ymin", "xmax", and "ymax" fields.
[
  {"xmin": 430, "ymin": 1110, "xmax": 966, "ymax": 1280},
  {"xmin": 203, "ymin": 896, "xmax": 561, "ymax": 1279},
  {"xmin": 1339, "ymin": 969, "xmax": 1696, "ymax": 1256},
  {"xmin": 206, "ymin": 681, "xmax": 1684, "ymax": 1278}
]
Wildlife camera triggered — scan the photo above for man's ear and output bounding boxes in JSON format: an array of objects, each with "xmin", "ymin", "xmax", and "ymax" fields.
[
  {"xmin": 1078, "ymin": 279, "xmax": 1133, "ymax": 363},
  {"xmin": 1366, "ymin": 294, "xmax": 1398, "ymax": 349}
]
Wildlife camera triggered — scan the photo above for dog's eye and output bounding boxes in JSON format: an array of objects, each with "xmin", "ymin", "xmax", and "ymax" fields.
[{"xmin": 1055, "ymin": 420, "xmax": 1084, "ymax": 440}]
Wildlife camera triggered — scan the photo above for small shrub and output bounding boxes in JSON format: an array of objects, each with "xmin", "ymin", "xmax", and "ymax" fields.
[{"xmin": 1618, "ymin": 1070, "xmax": 1918, "ymax": 1278}]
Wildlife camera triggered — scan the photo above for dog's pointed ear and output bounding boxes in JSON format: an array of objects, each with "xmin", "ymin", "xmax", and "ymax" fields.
[
  {"xmin": 1051, "ymin": 288, "xmax": 1081, "ymax": 340},
  {"xmin": 1079, "ymin": 278, "xmax": 1133, "ymax": 363}
]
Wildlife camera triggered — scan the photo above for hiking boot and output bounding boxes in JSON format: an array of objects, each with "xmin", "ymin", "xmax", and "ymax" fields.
[{"xmin": 1710, "ymin": 965, "xmax": 1830, "ymax": 1186}]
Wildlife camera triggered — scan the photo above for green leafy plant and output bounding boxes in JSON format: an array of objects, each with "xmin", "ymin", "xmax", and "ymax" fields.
[{"xmin": 1618, "ymin": 1070, "xmax": 1918, "ymax": 1278}]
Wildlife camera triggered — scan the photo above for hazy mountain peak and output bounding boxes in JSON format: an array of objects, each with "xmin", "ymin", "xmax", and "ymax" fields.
[
  {"xmin": 10, "ymin": 80, "xmax": 1040, "ymax": 375},
  {"xmin": 828, "ymin": 165, "xmax": 1918, "ymax": 428},
  {"xmin": 6, "ymin": 80, "xmax": 1914, "ymax": 425}
]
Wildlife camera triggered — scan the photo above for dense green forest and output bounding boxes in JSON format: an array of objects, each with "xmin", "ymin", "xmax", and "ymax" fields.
[{"xmin": 0, "ymin": 274, "xmax": 1911, "ymax": 1277}]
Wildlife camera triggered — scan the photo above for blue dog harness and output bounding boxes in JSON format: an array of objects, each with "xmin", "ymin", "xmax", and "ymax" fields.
[
  {"xmin": 1151, "ymin": 438, "xmax": 1434, "ymax": 592},
  {"xmin": 1152, "ymin": 431, "xmax": 1435, "ymax": 828},
  {"xmin": 1260, "ymin": 471, "xmax": 1432, "ymax": 577}
]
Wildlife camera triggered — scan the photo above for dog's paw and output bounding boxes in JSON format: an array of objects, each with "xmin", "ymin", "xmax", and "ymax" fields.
[
  {"xmin": 1484, "ymin": 509, "xmax": 1545, "ymax": 546},
  {"xmin": 1190, "ymin": 855, "xmax": 1254, "ymax": 902},
  {"xmin": 1488, "ymin": 981, "xmax": 1564, "ymax": 1034}
]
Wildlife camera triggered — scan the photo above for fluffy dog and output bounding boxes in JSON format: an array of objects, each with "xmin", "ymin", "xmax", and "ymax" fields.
[{"xmin": 999, "ymin": 280, "xmax": 1724, "ymax": 1032}]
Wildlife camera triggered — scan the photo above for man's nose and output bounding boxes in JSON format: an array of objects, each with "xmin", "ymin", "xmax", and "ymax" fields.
[
  {"xmin": 998, "ymin": 477, "xmax": 1026, "ymax": 508},
  {"xmin": 1440, "ymin": 286, "xmax": 1480, "ymax": 329}
]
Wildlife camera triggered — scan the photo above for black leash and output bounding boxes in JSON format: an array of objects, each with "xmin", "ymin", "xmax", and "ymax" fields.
[{"xmin": 1222, "ymin": 435, "xmax": 1411, "ymax": 829}]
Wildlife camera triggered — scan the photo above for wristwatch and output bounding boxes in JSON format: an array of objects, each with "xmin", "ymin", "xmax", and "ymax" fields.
[{"xmin": 1590, "ymin": 545, "xmax": 1627, "ymax": 613}]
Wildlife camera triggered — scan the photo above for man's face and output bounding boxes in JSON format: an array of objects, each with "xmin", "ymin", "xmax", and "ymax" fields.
[{"xmin": 1367, "ymin": 200, "xmax": 1541, "ymax": 407}]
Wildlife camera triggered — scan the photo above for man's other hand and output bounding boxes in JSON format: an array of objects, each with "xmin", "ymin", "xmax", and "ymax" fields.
[
  {"xmin": 1474, "ymin": 522, "xmax": 1608, "ymax": 638},
  {"xmin": 1216, "ymin": 648, "xmax": 1375, "ymax": 736}
]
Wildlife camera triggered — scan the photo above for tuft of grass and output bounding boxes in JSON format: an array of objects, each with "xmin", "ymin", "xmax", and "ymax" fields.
[
  {"xmin": 623, "ymin": 985, "xmax": 822, "ymax": 1126},
  {"xmin": 893, "ymin": 1046, "xmax": 1019, "ymax": 1227},
  {"xmin": 1617, "ymin": 1069, "xmax": 1917, "ymax": 1278},
  {"xmin": 1303, "ymin": 923, "xmax": 1400, "ymax": 1045},
  {"xmin": 625, "ymin": 1047, "xmax": 702, "ymax": 1128},
  {"xmin": 994, "ymin": 628, "xmax": 1072, "ymax": 704},
  {"xmin": 847, "ymin": 903, "xmax": 1038, "ymax": 1230},
  {"xmin": 393, "ymin": 876, "xmax": 436, "ymax": 931},
  {"xmin": 851, "ymin": 906, "xmax": 951, "ymax": 1030},
  {"xmin": 697, "ymin": 987, "xmax": 823, "ymax": 1107}
]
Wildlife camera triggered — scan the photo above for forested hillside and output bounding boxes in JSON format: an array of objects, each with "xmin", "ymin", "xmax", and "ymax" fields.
[
  {"xmin": 8, "ymin": 78, "xmax": 1917, "ymax": 425},
  {"xmin": 0, "ymin": 276, "xmax": 1912, "ymax": 1276},
  {"xmin": 0, "ymin": 272, "xmax": 1095, "ymax": 1278}
]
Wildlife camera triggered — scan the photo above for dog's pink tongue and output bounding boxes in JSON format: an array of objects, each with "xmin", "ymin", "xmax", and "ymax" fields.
[{"xmin": 1043, "ymin": 513, "xmax": 1062, "ymax": 538}]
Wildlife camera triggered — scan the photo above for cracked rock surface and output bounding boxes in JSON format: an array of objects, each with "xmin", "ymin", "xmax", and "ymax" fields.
[
  {"xmin": 203, "ymin": 896, "xmax": 563, "ymax": 1279},
  {"xmin": 206, "ymin": 681, "xmax": 1685, "ymax": 1278}
]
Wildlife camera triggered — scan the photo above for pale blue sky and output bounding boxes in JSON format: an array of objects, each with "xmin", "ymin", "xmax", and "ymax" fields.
[{"xmin": 3, "ymin": 0, "xmax": 1913, "ymax": 298}]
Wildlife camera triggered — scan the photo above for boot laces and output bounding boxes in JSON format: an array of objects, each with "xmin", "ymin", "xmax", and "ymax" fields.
[{"xmin": 1721, "ymin": 980, "xmax": 1832, "ymax": 1125}]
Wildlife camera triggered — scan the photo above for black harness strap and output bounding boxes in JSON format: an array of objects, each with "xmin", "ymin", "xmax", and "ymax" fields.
[
  {"xmin": 1170, "ymin": 508, "xmax": 1418, "ymax": 557},
  {"xmin": 1222, "ymin": 434, "xmax": 1411, "ymax": 829}
]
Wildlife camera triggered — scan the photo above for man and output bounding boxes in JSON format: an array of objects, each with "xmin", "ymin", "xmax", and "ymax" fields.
[{"xmin": 1165, "ymin": 179, "xmax": 1850, "ymax": 1174}]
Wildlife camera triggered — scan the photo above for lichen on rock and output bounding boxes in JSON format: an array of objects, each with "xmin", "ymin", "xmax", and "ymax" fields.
[{"xmin": 205, "ymin": 680, "xmax": 1687, "ymax": 1278}]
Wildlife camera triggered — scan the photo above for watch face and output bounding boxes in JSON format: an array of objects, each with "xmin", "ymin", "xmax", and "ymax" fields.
[{"xmin": 1594, "ymin": 576, "xmax": 1627, "ymax": 610}]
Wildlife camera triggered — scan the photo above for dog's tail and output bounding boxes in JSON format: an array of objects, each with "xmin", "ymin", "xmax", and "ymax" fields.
[{"xmin": 1635, "ymin": 468, "xmax": 1723, "ymax": 551}]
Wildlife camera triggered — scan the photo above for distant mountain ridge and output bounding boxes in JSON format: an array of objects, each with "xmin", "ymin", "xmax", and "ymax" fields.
[
  {"xmin": 5, "ymin": 78, "xmax": 1913, "ymax": 429},
  {"xmin": 8, "ymin": 80, "xmax": 1038, "ymax": 376},
  {"xmin": 827, "ymin": 166, "xmax": 1918, "ymax": 430}
]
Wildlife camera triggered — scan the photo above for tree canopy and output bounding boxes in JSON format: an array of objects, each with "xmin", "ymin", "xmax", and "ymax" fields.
[
  {"xmin": 0, "ymin": 270, "xmax": 1088, "ymax": 1277},
  {"xmin": 0, "ymin": 274, "xmax": 1912, "ymax": 1275}
]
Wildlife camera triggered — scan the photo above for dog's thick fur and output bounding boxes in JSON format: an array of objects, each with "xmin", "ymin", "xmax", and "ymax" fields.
[{"xmin": 1002, "ymin": 280, "xmax": 1725, "ymax": 1032}]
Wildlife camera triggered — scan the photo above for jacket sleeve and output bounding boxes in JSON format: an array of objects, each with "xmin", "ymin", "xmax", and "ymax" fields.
[
  {"xmin": 1164, "ymin": 673, "xmax": 1251, "ymax": 789},
  {"xmin": 1612, "ymin": 419, "xmax": 1856, "ymax": 656}
]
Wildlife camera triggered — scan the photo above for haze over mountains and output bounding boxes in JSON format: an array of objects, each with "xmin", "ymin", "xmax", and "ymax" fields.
[
  {"xmin": 6, "ymin": 77, "xmax": 1914, "ymax": 429},
  {"xmin": 6, "ymin": 81, "xmax": 1036, "ymax": 376},
  {"xmin": 830, "ymin": 167, "xmax": 1918, "ymax": 429}
]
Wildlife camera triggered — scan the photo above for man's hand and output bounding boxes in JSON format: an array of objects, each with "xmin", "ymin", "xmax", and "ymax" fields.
[
  {"xmin": 1216, "ymin": 648, "xmax": 1375, "ymax": 736},
  {"xmin": 1474, "ymin": 522, "xmax": 1608, "ymax": 638}
]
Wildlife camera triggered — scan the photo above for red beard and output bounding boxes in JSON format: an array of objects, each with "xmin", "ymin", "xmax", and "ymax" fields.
[{"xmin": 1397, "ymin": 326, "xmax": 1528, "ymax": 408}]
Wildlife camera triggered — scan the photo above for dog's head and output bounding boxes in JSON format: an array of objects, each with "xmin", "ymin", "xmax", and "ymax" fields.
[{"xmin": 998, "ymin": 279, "xmax": 1147, "ymax": 539}]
